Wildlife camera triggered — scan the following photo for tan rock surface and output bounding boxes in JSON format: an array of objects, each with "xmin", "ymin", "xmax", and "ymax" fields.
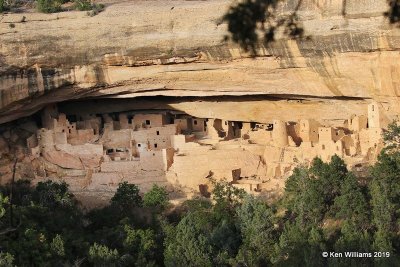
[{"xmin": 43, "ymin": 150, "xmax": 84, "ymax": 170}]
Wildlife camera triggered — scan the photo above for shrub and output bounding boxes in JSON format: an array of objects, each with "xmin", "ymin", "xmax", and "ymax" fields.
[
  {"xmin": 0, "ymin": 0, "xmax": 13, "ymax": 13},
  {"xmin": 86, "ymin": 2, "xmax": 105, "ymax": 17},
  {"xmin": 36, "ymin": 0, "xmax": 62, "ymax": 13},
  {"xmin": 73, "ymin": 0, "xmax": 105, "ymax": 16},
  {"xmin": 0, "ymin": 0, "xmax": 6, "ymax": 13},
  {"xmin": 74, "ymin": 0, "xmax": 91, "ymax": 11}
]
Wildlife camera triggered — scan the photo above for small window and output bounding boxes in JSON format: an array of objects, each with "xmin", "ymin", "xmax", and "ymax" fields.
[
  {"xmin": 137, "ymin": 144, "xmax": 141, "ymax": 147},
  {"xmin": 62, "ymin": 129, "xmax": 65, "ymax": 132},
  {"xmin": 372, "ymin": 105, "xmax": 374, "ymax": 111},
  {"xmin": 69, "ymin": 129, "xmax": 71, "ymax": 134},
  {"xmin": 154, "ymin": 143, "xmax": 158, "ymax": 148},
  {"xmin": 225, "ymin": 121, "xmax": 227, "ymax": 125},
  {"xmin": 322, "ymin": 145, "xmax": 325, "ymax": 150},
  {"xmin": 194, "ymin": 120, "xmax": 198, "ymax": 125},
  {"xmin": 156, "ymin": 131, "xmax": 160, "ymax": 135},
  {"xmin": 107, "ymin": 149, "xmax": 113, "ymax": 153},
  {"xmin": 153, "ymin": 153, "xmax": 155, "ymax": 156},
  {"xmin": 145, "ymin": 120, "xmax": 151, "ymax": 125}
]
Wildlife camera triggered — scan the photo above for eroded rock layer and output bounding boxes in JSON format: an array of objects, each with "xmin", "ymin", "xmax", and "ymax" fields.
[{"xmin": 0, "ymin": 0, "xmax": 399, "ymax": 122}]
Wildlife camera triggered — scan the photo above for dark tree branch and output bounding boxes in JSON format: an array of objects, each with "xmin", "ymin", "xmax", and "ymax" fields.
[
  {"xmin": 223, "ymin": 0, "xmax": 398, "ymax": 53},
  {"xmin": 222, "ymin": 0, "xmax": 305, "ymax": 54}
]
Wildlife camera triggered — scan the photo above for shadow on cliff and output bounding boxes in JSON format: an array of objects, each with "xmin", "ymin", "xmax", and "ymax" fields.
[
  {"xmin": 221, "ymin": 0, "xmax": 304, "ymax": 54},
  {"xmin": 386, "ymin": 0, "xmax": 400, "ymax": 24},
  {"xmin": 222, "ymin": 0, "xmax": 400, "ymax": 54}
]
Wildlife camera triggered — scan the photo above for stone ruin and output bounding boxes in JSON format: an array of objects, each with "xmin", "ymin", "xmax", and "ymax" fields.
[{"xmin": 7, "ymin": 100, "xmax": 386, "ymax": 199}]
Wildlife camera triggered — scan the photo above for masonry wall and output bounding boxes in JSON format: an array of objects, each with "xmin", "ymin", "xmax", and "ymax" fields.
[
  {"xmin": 104, "ymin": 129, "xmax": 132, "ymax": 149},
  {"xmin": 298, "ymin": 119, "xmax": 319, "ymax": 143},
  {"xmin": 272, "ymin": 120, "xmax": 288, "ymax": 147},
  {"xmin": 133, "ymin": 114, "xmax": 166, "ymax": 128},
  {"xmin": 192, "ymin": 118, "xmax": 206, "ymax": 132},
  {"xmin": 140, "ymin": 150, "xmax": 166, "ymax": 171}
]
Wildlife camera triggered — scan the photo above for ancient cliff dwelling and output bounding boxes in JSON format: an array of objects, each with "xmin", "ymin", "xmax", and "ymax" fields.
[
  {"xmin": 0, "ymin": 96, "xmax": 393, "ymax": 198},
  {"xmin": 1, "ymin": 0, "xmax": 400, "ymax": 265},
  {"xmin": 0, "ymin": 0, "xmax": 399, "ymax": 203}
]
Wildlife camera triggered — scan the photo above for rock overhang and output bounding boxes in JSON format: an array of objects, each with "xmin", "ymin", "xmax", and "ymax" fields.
[{"xmin": 0, "ymin": 0, "xmax": 399, "ymax": 124}]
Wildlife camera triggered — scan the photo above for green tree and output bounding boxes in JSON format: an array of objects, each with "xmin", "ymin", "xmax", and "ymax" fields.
[
  {"xmin": 235, "ymin": 195, "xmax": 275, "ymax": 266},
  {"xmin": 332, "ymin": 220, "xmax": 372, "ymax": 267},
  {"xmin": 283, "ymin": 164, "xmax": 325, "ymax": 227},
  {"xmin": 12, "ymin": 228, "xmax": 53, "ymax": 266},
  {"xmin": 0, "ymin": 252, "xmax": 14, "ymax": 267},
  {"xmin": 285, "ymin": 156, "xmax": 350, "ymax": 227},
  {"xmin": 143, "ymin": 184, "xmax": 169, "ymax": 209},
  {"xmin": 88, "ymin": 243, "xmax": 120, "ymax": 267},
  {"xmin": 0, "ymin": 193, "xmax": 8, "ymax": 218},
  {"xmin": 33, "ymin": 180, "xmax": 76, "ymax": 208},
  {"xmin": 212, "ymin": 179, "xmax": 246, "ymax": 219},
  {"xmin": 310, "ymin": 155, "xmax": 348, "ymax": 204},
  {"xmin": 383, "ymin": 121, "xmax": 400, "ymax": 151},
  {"xmin": 332, "ymin": 173, "xmax": 369, "ymax": 228},
  {"xmin": 209, "ymin": 219, "xmax": 241, "ymax": 265},
  {"xmin": 273, "ymin": 222, "xmax": 311, "ymax": 266},
  {"xmin": 164, "ymin": 211, "xmax": 214, "ymax": 267},
  {"xmin": 123, "ymin": 225, "xmax": 157, "ymax": 266},
  {"xmin": 368, "ymin": 121, "xmax": 400, "ymax": 264},
  {"xmin": 50, "ymin": 234, "xmax": 65, "ymax": 257},
  {"xmin": 111, "ymin": 182, "xmax": 142, "ymax": 209}
]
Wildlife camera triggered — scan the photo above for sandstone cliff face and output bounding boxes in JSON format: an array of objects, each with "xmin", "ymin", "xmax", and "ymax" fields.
[
  {"xmin": 0, "ymin": 0, "xmax": 399, "ymax": 124},
  {"xmin": 0, "ymin": 0, "xmax": 399, "ymax": 205}
]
